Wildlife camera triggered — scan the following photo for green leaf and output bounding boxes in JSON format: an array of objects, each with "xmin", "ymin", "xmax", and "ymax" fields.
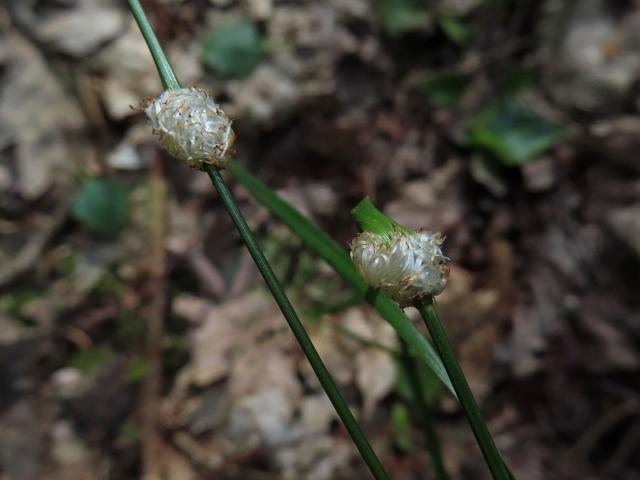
[
  {"xmin": 68, "ymin": 347, "xmax": 113, "ymax": 374},
  {"xmin": 500, "ymin": 70, "xmax": 540, "ymax": 96},
  {"xmin": 467, "ymin": 98, "xmax": 567, "ymax": 165},
  {"xmin": 420, "ymin": 73, "xmax": 470, "ymax": 107},
  {"xmin": 438, "ymin": 16, "xmax": 469, "ymax": 44},
  {"xmin": 71, "ymin": 179, "xmax": 129, "ymax": 236},
  {"xmin": 126, "ymin": 358, "xmax": 151, "ymax": 383},
  {"xmin": 0, "ymin": 291, "xmax": 40, "ymax": 324},
  {"xmin": 116, "ymin": 418, "xmax": 141, "ymax": 446},
  {"xmin": 92, "ymin": 271, "xmax": 123, "ymax": 295},
  {"xmin": 376, "ymin": 0, "xmax": 432, "ymax": 35},
  {"xmin": 391, "ymin": 402, "xmax": 413, "ymax": 452},
  {"xmin": 351, "ymin": 197, "xmax": 410, "ymax": 243},
  {"xmin": 56, "ymin": 253, "xmax": 78, "ymax": 276},
  {"xmin": 202, "ymin": 20, "xmax": 263, "ymax": 78},
  {"xmin": 227, "ymin": 161, "xmax": 455, "ymax": 396}
]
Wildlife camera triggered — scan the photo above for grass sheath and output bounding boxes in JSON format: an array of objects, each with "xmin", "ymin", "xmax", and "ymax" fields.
[
  {"xmin": 127, "ymin": 1, "xmax": 390, "ymax": 477},
  {"xmin": 415, "ymin": 298, "xmax": 511, "ymax": 480}
]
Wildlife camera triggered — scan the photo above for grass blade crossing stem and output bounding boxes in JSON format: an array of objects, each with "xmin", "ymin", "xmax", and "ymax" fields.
[{"xmin": 227, "ymin": 160, "xmax": 455, "ymax": 396}]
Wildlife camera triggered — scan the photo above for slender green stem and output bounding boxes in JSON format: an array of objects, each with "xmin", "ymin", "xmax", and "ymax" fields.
[
  {"xmin": 127, "ymin": 2, "xmax": 390, "ymax": 477},
  {"xmin": 128, "ymin": 0, "xmax": 179, "ymax": 90},
  {"xmin": 415, "ymin": 298, "xmax": 510, "ymax": 480},
  {"xmin": 207, "ymin": 167, "xmax": 389, "ymax": 479},
  {"xmin": 399, "ymin": 338, "xmax": 449, "ymax": 480}
]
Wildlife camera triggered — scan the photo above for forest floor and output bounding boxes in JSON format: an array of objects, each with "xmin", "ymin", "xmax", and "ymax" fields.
[{"xmin": 1, "ymin": 1, "xmax": 640, "ymax": 479}]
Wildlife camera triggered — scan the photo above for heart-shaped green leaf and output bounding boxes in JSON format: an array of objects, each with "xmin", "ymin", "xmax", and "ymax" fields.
[
  {"xmin": 202, "ymin": 20, "xmax": 263, "ymax": 78},
  {"xmin": 467, "ymin": 98, "xmax": 567, "ymax": 165},
  {"xmin": 71, "ymin": 178, "xmax": 128, "ymax": 236}
]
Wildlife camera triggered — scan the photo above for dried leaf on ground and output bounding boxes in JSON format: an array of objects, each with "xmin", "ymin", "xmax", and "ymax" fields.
[{"xmin": 35, "ymin": 7, "xmax": 124, "ymax": 57}]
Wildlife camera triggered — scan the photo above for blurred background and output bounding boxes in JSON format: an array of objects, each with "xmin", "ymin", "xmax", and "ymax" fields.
[{"xmin": 1, "ymin": 0, "xmax": 640, "ymax": 478}]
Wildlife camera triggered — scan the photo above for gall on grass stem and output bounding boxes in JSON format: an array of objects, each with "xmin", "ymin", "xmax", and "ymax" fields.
[{"xmin": 350, "ymin": 198, "xmax": 514, "ymax": 480}]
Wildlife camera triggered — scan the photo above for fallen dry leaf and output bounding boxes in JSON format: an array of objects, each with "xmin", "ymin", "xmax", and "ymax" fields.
[
  {"xmin": 355, "ymin": 347, "xmax": 395, "ymax": 418},
  {"xmin": 36, "ymin": 7, "xmax": 125, "ymax": 58}
]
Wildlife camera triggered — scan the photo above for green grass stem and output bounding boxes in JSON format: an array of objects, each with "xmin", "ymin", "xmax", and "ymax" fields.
[
  {"xmin": 128, "ymin": 0, "xmax": 179, "ymax": 90},
  {"xmin": 416, "ymin": 298, "xmax": 511, "ymax": 480}
]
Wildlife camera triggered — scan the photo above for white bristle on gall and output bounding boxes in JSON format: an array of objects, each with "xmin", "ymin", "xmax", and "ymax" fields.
[
  {"xmin": 350, "ymin": 229, "xmax": 449, "ymax": 307},
  {"xmin": 144, "ymin": 87, "xmax": 235, "ymax": 169}
]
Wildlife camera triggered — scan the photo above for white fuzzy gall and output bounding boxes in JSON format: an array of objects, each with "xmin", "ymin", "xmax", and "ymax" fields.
[
  {"xmin": 144, "ymin": 87, "xmax": 235, "ymax": 169},
  {"xmin": 350, "ymin": 229, "xmax": 449, "ymax": 307}
]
